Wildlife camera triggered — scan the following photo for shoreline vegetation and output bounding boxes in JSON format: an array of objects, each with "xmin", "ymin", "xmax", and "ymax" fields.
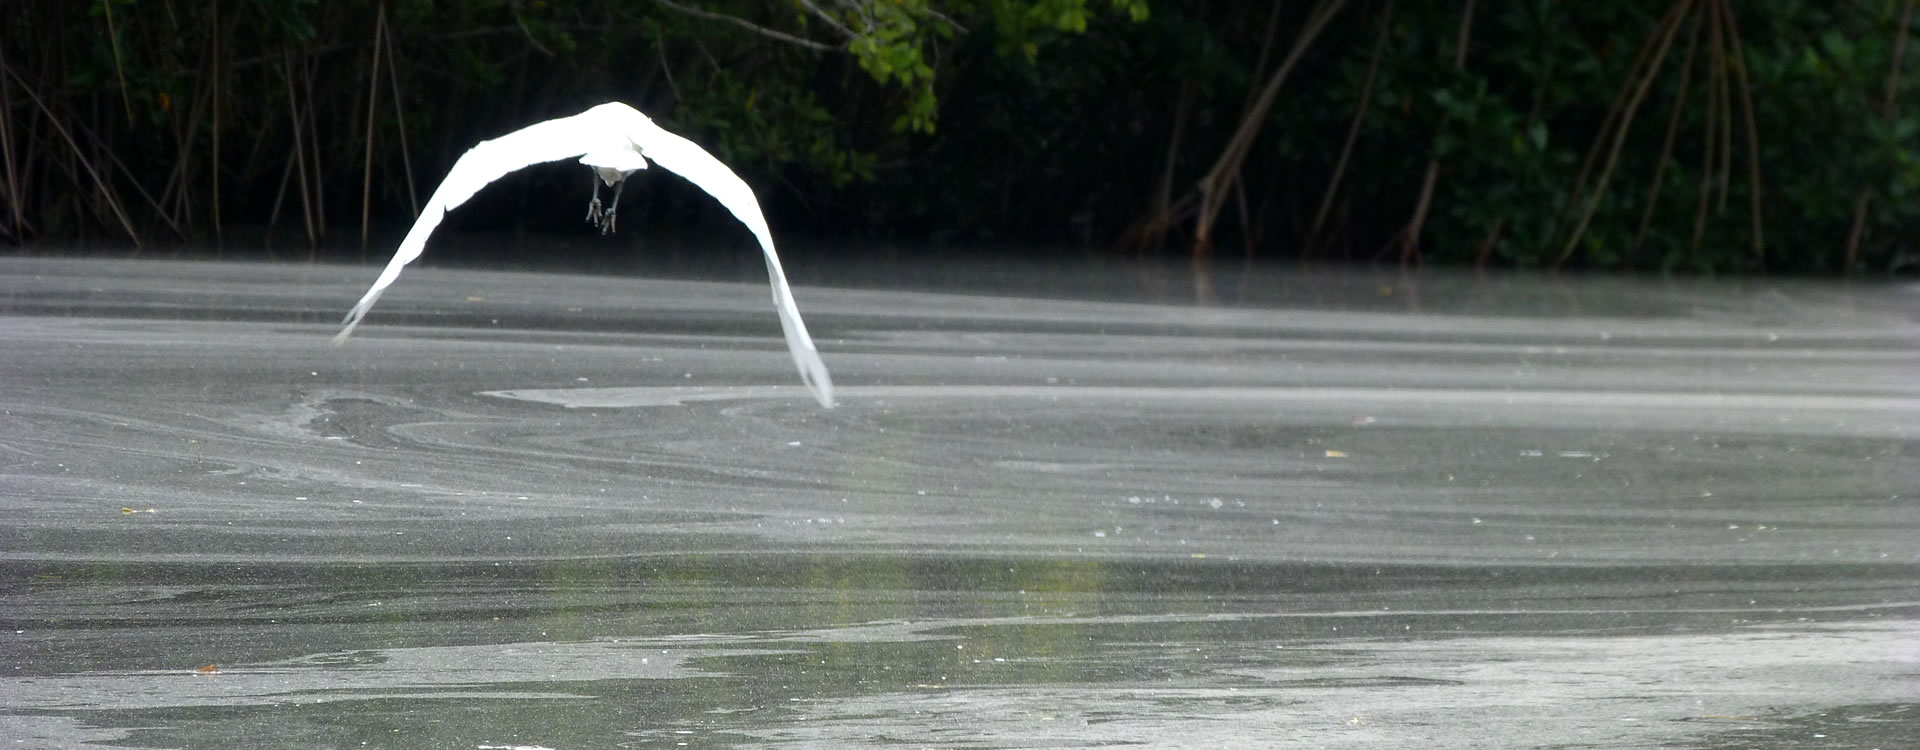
[{"xmin": 3, "ymin": 1, "xmax": 1915, "ymax": 274}]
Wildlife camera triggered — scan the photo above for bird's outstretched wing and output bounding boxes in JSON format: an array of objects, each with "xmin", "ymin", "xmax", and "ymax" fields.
[
  {"xmin": 334, "ymin": 111, "xmax": 601, "ymax": 345},
  {"xmin": 634, "ymin": 118, "xmax": 836, "ymax": 409}
]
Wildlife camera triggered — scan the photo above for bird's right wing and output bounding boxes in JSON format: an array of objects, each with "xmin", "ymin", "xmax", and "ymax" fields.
[
  {"xmin": 333, "ymin": 111, "xmax": 600, "ymax": 345},
  {"xmin": 637, "ymin": 119, "xmax": 836, "ymax": 409}
]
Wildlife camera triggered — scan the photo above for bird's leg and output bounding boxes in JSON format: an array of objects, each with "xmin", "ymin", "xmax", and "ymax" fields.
[
  {"xmin": 585, "ymin": 174, "xmax": 604, "ymax": 228},
  {"xmin": 601, "ymin": 179, "xmax": 625, "ymax": 235}
]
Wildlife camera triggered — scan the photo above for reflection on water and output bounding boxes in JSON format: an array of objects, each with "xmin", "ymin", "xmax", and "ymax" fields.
[{"xmin": 7, "ymin": 555, "xmax": 1917, "ymax": 748}]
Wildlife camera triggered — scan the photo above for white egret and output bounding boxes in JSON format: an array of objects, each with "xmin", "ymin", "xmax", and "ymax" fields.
[{"xmin": 333, "ymin": 101, "xmax": 834, "ymax": 408}]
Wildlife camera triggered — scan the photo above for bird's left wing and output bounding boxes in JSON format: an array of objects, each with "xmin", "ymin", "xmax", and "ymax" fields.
[
  {"xmin": 334, "ymin": 110, "xmax": 602, "ymax": 344},
  {"xmin": 636, "ymin": 121, "xmax": 836, "ymax": 409}
]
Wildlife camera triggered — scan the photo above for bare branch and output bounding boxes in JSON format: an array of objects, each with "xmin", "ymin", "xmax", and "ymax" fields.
[
  {"xmin": 2, "ymin": 65, "xmax": 141, "ymax": 246},
  {"xmin": 1555, "ymin": 0, "xmax": 1694, "ymax": 269},
  {"xmin": 652, "ymin": 0, "xmax": 839, "ymax": 51},
  {"xmin": 1191, "ymin": 0, "xmax": 1351, "ymax": 254},
  {"xmin": 1843, "ymin": 0, "xmax": 1907, "ymax": 270},
  {"xmin": 914, "ymin": 6, "xmax": 967, "ymax": 35},
  {"xmin": 362, "ymin": 2, "xmax": 387, "ymax": 251},
  {"xmin": 1719, "ymin": 0, "xmax": 1764, "ymax": 265},
  {"xmin": 1308, "ymin": 1, "xmax": 1391, "ymax": 254},
  {"xmin": 795, "ymin": 0, "xmax": 859, "ymax": 39},
  {"xmin": 515, "ymin": 10, "xmax": 557, "ymax": 57},
  {"xmin": 1634, "ymin": 11, "xmax": 1701, "ymax": 253}
]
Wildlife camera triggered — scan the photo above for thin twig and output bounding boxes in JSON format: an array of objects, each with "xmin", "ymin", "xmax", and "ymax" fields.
[
  {"xmin": 3, "ymin": 65, "xmax": 140, "ymax": 245},
  {"xmin": 1401, "ymin": 0, "xmax": 1475, "ymax": 267},
  {"xmin": 282, "ymin": 47, "xmax": 317, "ymax": 250},
  {"xmin": 896, "ymin": 1, "xmax": 966, "ymax": 34},
  {"xmin": 362, "ymin": 1, "xmax": 386, "ymax": 250},
  {"xmin": 382, "ymin": 14, "xmax": 418, "ymax": 217},
  {"xmin": 1549, "ymin": 2, "xmax": 1680, "ymax": 245},
  {"xmin": 266, "ymin": 134, "xmax": 292, "ymax": 252},
  {"xmin": 1689, "ymin": 0, "xmax": 1722, "ymax": 257},
  {"xmin": 1309, "ymin": 2, "xmax": 1390, "ymax": 255},
  {"xmin": 1192, "ymin": 0, "xmax": 1351, "ymax": 254},
  {"xmin": 514, "ymin": 7, "xmax": 556, "ymax": 57},
  {"xmin": 1719, "ymin": 0, "xmax": 1765, "ymax": 266},
  {"xmin": 0, "ymin": 43, "xmax": 27, "ymax": 242},
  {"xmin": 1127, "ymin": 77, "xmax": 1195, "ymax": 252},
  {"xmin": 103, "ymin": 0, "xmax": 135, "ymax": 125},
  {"xmin": 653, "ymin": 0, "xmax": 838, "ymax": 51},
  {"xmin": 1843, "ymin": 0, "xmax": 1909, "ymax": 270},
  {"xmin": 211, "ymin": 0, "xmax": 224, "ymax": 247},
  {"xmin": 305, "ymin": 51, "xmax": 327, "ymax": 252},
  {"xmin": 657, "ymin": 34, "xmax": 684, "ymax": 103},
  {"xmin": 66, "ymin": 111, "xmax": 188, "ymax": 238},
  {"xmin": 1556, "ymin": 0, "xmax": 1693, "ymax": 269},
  {"xmin": 161, "ymin": 11, "xmax": 228, "ymax": 238},
  {"xmin": 1634, "ymin": 11, "xmax": 1701, "ymax": 253},
  {"xmin": 1240, "ymin": 1, "xmax": 1286, "ymax": 115},
  {"xmin": 793, "ymin": 0, "xmax": 859, "ymax": 39},
  {"xmin": 1710, "ymin": 0, "xmax": 1731, "ymax": 213}
]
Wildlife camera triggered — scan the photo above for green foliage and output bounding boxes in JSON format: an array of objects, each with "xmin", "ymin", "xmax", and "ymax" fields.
[
  {"xmin": 677, "ymin": 52, "xmax": 876, "ymax": 187},
  {"xmin": 836, "ymin": 0, "xmax": 1150, "ymax": 132},
  {"xmin": 1146, "ymin": 0, "xmax": 1920, "ymax": 273},
  {"xmin": 3, "ymin": 0, "xmax": 1915, "ymax": 274},
  {"xmin": 845, "ymin": 9, "xmax": 942, "ymax": 133}
]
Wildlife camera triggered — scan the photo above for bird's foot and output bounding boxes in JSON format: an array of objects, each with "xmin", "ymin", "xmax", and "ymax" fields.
[{"xmin": 584, "ymin": 198, "xmax": 618, "ymax": 234}]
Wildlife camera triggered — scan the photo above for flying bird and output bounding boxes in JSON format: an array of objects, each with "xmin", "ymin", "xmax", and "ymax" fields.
[{"xmin": 333, "ymin": 102, "xmax": 834, "ymax": 408}]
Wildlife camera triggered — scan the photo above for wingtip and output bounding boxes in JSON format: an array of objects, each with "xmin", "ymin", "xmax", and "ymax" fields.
[
  {"xmin": 813, "ymin": 372, "xmax": 835, "ymax": 409},
  {"xmin": 333, "ymin": 291, "xmax": 383, "ymax": 347},
  {"xmin": 332, "ymin": 308, "xmax": 364, "ymax": 347},
  {"xmin": 798, "ymin": 351, "xmax": 835, "ymax": 409}
]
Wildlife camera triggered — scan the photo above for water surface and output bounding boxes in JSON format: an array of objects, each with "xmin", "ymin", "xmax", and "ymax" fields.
[{"xmin": 1, "ymin": 256, "xmax": 1915, "ymax": 748}]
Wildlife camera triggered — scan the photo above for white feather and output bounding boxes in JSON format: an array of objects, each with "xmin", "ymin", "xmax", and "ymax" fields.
[{"xmin": 334, "ymin": 102, "xmax": 834, "ymax": 408}]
